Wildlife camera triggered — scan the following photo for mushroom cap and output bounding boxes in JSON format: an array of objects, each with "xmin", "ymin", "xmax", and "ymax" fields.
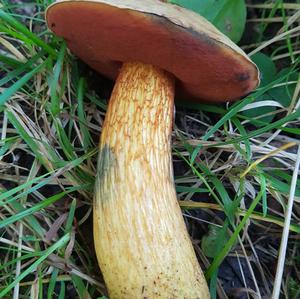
[{"xmin": 46, "ymin": 0, "xmax": 260, "ymax": 102}]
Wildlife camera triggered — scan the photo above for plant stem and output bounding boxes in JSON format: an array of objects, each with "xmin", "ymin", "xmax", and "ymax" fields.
[{"xmin": 94, "ymin": 62, "xmax": 210, "ymax": 298}]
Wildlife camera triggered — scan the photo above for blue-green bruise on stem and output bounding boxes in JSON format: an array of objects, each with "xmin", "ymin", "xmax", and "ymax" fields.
[{"xmin": 93, "ymin": 62, "xmax": 210, "ymax": 298}]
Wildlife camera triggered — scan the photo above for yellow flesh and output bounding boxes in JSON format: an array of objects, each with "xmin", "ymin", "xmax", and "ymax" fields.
[{"xmin": 94, "ymin": 62, "xmax": 210, "ymax": 298}]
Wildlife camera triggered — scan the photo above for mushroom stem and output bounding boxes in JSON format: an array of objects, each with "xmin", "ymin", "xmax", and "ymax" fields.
[{"xmin": 94, "ymin": 62, "xmax": 210, "ymax": 298}]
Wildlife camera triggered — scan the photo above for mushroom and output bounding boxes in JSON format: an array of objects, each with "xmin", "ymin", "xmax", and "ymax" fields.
[{"xmin": 46, "ymin": 1, "xmax": 260, "ymax": 298}]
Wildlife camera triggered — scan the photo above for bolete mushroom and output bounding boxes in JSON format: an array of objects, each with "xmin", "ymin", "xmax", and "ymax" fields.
[{"xmin": 46, "ymin": 1, "xmax": 260, "ymax": 298}]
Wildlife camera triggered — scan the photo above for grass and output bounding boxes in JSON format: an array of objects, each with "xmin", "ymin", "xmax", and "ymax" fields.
[{"xmin": 0, "ymin": 0, "xmax": 299, "ymax": 298}]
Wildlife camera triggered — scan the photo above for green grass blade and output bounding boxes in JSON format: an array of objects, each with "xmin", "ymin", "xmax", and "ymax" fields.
[
  {"xmin": 206, "ymin": 189, "xmax": 263, "ymax": 279},
  {"xmin": 50, "ymin": 42, "xmax": 66, "ymax": 115},
  {"xmin": 0, "ymin": 59, "xmax": 49, "ymax": 106},
  {"xmin": 0, "ymin": 9, "xmax": 56, "ymax": 56},
  {"xmin": 231, "ymin": 117, "xmax": 251, "ymax": 162},
  {"xmin": 259, "ymin": 172, "xmax": 268, "ymax": 217},
  {"xmin": 9, "ymin": 201, "xmax": 45, "ymax": 237},
  {"xmin": 0, "ymin": 53, "xmax": 21, "ymax": 67},
  {"xmin": 58, "ymin": 281, "xmax": 66, "ymax": 299},
  {"xmin": 47, "ymin": 268, "xmax": 59, "ymax": 299},
  {"xmin": 71, "ymin": 274, "xmax": 91, "ymax": 299},
  {"xmin": 216, "ymin": 108, "xmax": 300, "ymax": 147},
  {"xmin": 0, "ymin": 51, "xmax": 45, "ymax": 87},
  {"xmin": 65, "ymin": 198, "xmax": 76, "ymax": 232},
  {"xmin": 0, "ymin": 186, "xmax": 81, "ymax": 229},
  {"xmin": 0, "ymin": 234, "xmax": 70, "ymax": 298},
  {"xmin": 77, "ymin": 77, "xmax": 92, "ymax": 151}
]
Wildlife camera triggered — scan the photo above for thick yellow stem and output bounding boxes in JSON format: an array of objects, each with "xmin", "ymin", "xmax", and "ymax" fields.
[{"xmin": 94, "ymin": 62, "xmax": 210, "ymax": 298}]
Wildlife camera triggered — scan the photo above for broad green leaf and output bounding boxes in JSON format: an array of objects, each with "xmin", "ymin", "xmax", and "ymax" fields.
[
  {"xmin": 251, "ymin": 52, "xmax": 277, "ymax": 87},
  {"xmin": 201, "ymin": 224, "xmax": 231, "ymax": 258},
  {"xmin": 269, "ymin": 68, "xmax": 298, "ymax": 107},
  {"xmin": 242, "ymin": 52, "xmax": 277, "ymax": 124},
  {"xmin": 168, "ymin": 0, "xmax": 246, "ymax": 42}
]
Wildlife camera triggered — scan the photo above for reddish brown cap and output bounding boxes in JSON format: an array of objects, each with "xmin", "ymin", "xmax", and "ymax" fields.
[{"xmin": 46, "ymin": 0, "xmax": 260, "ymax": 102}]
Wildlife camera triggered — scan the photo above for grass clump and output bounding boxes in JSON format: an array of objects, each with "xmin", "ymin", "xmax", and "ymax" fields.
[{"xmin": 0, "ymin": 0, "xmax": 299, "ymax": 298}]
